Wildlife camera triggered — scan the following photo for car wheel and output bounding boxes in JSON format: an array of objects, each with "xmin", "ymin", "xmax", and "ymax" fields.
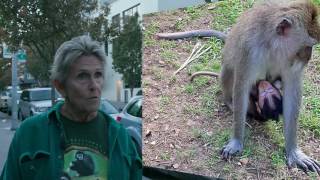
[{"xmin": 131, "ymin": 137, "xmax": 142, "ymax": 158}]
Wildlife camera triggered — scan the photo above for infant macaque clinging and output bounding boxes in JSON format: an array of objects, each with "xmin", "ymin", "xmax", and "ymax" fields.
[{"xmin": 220, "ymin": 0, "xmax": 320, "ymax": 174}]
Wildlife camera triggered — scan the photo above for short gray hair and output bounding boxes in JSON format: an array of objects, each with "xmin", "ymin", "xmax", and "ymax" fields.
[{"xmin": 51, "ymin": 35, "xmax": 106, "ymax": 84}]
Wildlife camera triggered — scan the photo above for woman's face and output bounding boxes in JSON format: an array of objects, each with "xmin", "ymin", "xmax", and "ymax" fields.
[{"xmin": 61, "ymin": 55, "xmax": 104, "ymax": 114}]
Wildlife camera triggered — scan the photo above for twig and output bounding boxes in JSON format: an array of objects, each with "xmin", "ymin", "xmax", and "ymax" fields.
[
  {"xmin": 173, "ymin": 43, "xmax": 211, "ymax": 75},
  {"xmin": 173, "ymin": 42, "xmax": 203, "ymax": 75}
]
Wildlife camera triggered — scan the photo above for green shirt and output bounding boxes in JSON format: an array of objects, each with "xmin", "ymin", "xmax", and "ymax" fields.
[
  {"xmin": 61, "ymin": 112, "xmax": 109, "ymax": 179},
  {"xmin": 0, "ymin": 102, "xmax": 142, "ymax": 180}
]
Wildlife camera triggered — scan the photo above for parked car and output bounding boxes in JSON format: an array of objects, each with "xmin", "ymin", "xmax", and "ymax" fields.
[
  {"xmin": 7, "ymin": 90, "xmax": 22, "ymax": 115},
  {"xmin": 0, "ymin": 91, "xmax": 10, "ymax": 112},
  {"xmin": 116, "ymin": 96, "xmax": 142, "ymax": 156},
  {"xmin": 99, "ymin": 96, "xmax": 142, "ymax": 156},
  {"xmin": 18, "ymin": 88, "xmax": 60, "ymax": 121},
  {"xmin": 0, "ymin": 86, "xmax": 21, "ymax": 112}
]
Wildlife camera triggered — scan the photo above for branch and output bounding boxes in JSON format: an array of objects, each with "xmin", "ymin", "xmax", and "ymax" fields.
[{"xmin": 156, "ymin": 29, "xmax": 227, "ymax": 42}]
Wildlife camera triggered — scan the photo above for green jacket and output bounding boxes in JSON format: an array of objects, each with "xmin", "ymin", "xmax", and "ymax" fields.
[{"xmin": 0, "ymin": 102, "xmax": 142, "ymax": 180}]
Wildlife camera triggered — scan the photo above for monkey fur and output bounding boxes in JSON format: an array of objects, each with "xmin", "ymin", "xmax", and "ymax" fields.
[{"xmin": 214, "ymin": 0, "xmax": 320, "ymax": 174}]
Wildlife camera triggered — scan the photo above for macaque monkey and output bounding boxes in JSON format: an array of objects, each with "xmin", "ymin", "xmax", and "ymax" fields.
[{"xmin": 219, "ymin": 0, "xmax": 320, "ymax": 174}]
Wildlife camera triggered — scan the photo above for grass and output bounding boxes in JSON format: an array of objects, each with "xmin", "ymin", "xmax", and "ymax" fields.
[
  {"xmin": 270, "ymin": 150, "xmax": 286, "ymax": 168},
  {"xmin": 151, "ymin": 67, "xmax": 164, "ymax": 80},
  {"xmin": 144, "ymin": 21, "xmax": 160, "ymax": 46},
  {"xmin": 160, "ymin": 152, "xmax": 171, "ymax": 161},
  {"xmin": 160, "ymin": 95, "xmax": 170, "ymax": 107},
  {"xmin": 176, "ymin": 149, "xmax": 197, "ymax": 162},
  {"xmin": 264, "ymin": 121, "xmax": 285, "ymax": 149},
  {"xmin": 209, "ymin": 0, "xmax": 254, "ymax": 31},
  {"xmin": 184, "ymin": 6, "xmax": 202, "ymax": 20}
]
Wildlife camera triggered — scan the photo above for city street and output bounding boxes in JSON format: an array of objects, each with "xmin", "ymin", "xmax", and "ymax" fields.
[{"xmin": 0, "ymin": 112, "xmax": 18, "ymax": 172}]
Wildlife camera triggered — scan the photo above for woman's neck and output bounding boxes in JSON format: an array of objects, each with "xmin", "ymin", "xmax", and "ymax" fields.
[{"xmin": 61, "ymin": 103, "xmax": 97, "ymax": 122}]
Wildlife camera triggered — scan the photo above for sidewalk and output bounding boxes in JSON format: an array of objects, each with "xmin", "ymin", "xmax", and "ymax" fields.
[{"xmin": 0, "ymin": 112, "xmax": 19, "ymax": 172}]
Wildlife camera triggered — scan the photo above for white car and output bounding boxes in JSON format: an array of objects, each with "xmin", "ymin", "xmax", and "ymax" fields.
[{"xmin": 18, "ymin": 87, "xmax": 60, "ymax": 121}]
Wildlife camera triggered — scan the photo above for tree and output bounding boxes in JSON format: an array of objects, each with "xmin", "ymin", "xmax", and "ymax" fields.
[
  {"xmin": 0, "ymin": 61, "xmax": 11, "ymax": 91},
  {"xmin": 112, "ymin": 13, "xmax": 142, "ymax": 97},
  {"xmin": 0, "ymin": 0, "xmax": 110, "ymax": 85}
]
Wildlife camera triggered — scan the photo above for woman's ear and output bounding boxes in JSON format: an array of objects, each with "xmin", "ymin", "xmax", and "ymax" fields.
[{"xmin": 53, "ymin": 79, "xmax": 66, "ymax": 98}]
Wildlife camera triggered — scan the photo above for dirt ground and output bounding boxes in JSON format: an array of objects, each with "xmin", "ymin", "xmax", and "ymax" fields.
[{"xmin": 142, "ymin": 3, "xmax": 320, "ymax": 180}]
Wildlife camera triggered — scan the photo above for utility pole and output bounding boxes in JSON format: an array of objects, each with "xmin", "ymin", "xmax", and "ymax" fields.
[{"xmin": 10, "ymin": 51, "xmax": 18, "ymax": 130}]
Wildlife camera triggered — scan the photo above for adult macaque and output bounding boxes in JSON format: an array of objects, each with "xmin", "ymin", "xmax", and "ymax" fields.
[{"xmin": 218, "ymin": 0, "xmax": 320, "ymax": 174}]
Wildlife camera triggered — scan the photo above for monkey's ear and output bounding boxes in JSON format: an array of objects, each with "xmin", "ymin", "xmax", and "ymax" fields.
[{"xmin": 276, "ymin": 18, "xmax": 292, "ymax": 36}]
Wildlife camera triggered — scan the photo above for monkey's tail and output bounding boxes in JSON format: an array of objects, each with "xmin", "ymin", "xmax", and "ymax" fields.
[{"xmin": 190, "ymin": 71, "xmax": 220, "ymax": 82}]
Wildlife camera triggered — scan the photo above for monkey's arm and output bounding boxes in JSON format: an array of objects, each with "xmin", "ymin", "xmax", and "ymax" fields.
[
  {"xmin": 190, "ymin": 71, "xmax": 219, "ymax": 82},
  {"xmin": 283, "ymin": 73, "xmax": 320, "ymax": 175}
]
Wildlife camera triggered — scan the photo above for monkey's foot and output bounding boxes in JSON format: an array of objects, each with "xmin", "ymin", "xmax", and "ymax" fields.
[
  {"xmin": 287, "ymin": 149, "xmax": 320, "ymax": 175},
  {"xmin": 220, "ymin": 138, "xmax": 243, "ymax": 160}
]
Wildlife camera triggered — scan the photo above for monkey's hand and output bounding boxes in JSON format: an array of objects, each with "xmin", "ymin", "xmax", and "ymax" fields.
[
  {"xmin": 221, "ymin": 138, "xmax": 243, "ymax": 160},
  {"xmin": 287, "ymin": 149, "xmax": 320, "ymax": 175}
]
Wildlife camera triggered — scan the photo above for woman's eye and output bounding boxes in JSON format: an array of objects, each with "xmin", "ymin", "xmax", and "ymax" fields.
[
  {"xmin": 95, "ymin": 71, "xmax": 103, "ymax": 78},
  {"xmin": 77, "ymin": 73, "xmax": 89, "ymax": 80}
]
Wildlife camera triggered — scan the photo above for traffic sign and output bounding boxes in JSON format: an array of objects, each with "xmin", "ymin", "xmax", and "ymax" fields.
[{"xmin": 17, "ymin": 49, "xmax": 26, "ymax": 62}]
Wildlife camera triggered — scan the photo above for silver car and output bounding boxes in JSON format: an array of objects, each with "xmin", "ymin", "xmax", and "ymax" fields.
[
  {"xmin": 18, "ymin": 88, "xmax": 59, "ymax": 121},
  {"xmin": 116, "ymin": 96, "xmax": 142, "ymax": 156}
]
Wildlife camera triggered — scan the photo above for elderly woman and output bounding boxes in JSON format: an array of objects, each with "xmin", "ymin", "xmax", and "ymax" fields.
[{"xmin": 1, "ymin": 35, "xmax": 142, "ymax": 180}]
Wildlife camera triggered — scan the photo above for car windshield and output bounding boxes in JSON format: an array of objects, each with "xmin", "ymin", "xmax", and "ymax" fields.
[
  {"xmin": 30, "ymin": 89, "xmax": 60, "ymax": 101},
  {"xmin": 30, "ymin": 90, "xmax": 51, "ymax": 101},
  {"xmin": 100, "ymin": 100, "xmax": 119, "ymax": 114},
  {"xmin": 127, "ymin": 99, "xmax": 142, "ymax": 118}
]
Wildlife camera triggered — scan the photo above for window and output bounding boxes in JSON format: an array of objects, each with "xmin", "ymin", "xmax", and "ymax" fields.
[
  {"xmin": 127, "ymin": 99, "xmax": 142, "ymax": 118},
  {"xmin": 111, "ymin": 13, "xmax": 120, "ymax": 33},
  {"xmin": 122, "ymin": 4, "xmax": 139, "ymax": 25}
]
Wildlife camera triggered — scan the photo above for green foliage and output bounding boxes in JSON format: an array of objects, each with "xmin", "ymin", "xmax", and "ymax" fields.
[
  {"xmin": 265, "ymin": 121, "xmax": 285, "ymax": 148},
  {"xmin": 185, "ymin": 6, "xmax": 201, "ymax": 20},
  {"xmin": 300, "ymin": 97, "xmax": 320, "ymax": 137},
  {"xmin": 0, "ymin": 61, "xmax": 11, "ymax": 90},
  {"xmin": 312, "ymin": 0, "xmax": 320, "ymax": 6},
  {"xmin": 112, "ymin": 14, "xmax": 142, "ymax": 96},
  {"xmin": 0, "ymin": 0, "xmax": 109, "ymax": 84},
  {"xmin": 270, "ymin": 150, "xmax": 286, "ymax": 168},
  {"xmin": 144, "ymin": 21, "xmax": 160, "ymax": 46}
]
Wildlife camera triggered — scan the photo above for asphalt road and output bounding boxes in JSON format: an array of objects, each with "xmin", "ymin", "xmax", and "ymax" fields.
[{"xmin": 0, "ymin": 112, "xmax": 18, "ymax": 173}]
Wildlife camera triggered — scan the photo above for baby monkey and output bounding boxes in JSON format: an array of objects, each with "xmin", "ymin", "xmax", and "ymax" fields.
[
  {"xmin": 191, "ymin": 73, "xmax": 283, "ymax": 121},
  {"xmin": 249, "ymin": 80, "xmax": 282, "ymax": 121}
]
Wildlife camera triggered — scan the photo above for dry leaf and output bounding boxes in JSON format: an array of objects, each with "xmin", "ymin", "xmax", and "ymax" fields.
[
  {"xmin": 173, "ymin": 163, "xmax": 180, "ymax": 169},
  {"xmin": 240, "ymin": 158, "xmax": 249, "ymax": 165},
  {"xmin": 145, "ymin": 130, "xmax": 152, "ymax": 137}
]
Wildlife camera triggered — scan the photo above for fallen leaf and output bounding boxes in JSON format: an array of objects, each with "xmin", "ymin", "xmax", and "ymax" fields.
[
  {"xmin": 173, "ymin": 163, "xmax": 180, "ymax": 169},
  {"xmin": 145, "ymin": 130, "xmax": 152, "ymax": 137},
  {"xmin": 240, "ymin": 158, "xmax": 249, "ymax": 165}
]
